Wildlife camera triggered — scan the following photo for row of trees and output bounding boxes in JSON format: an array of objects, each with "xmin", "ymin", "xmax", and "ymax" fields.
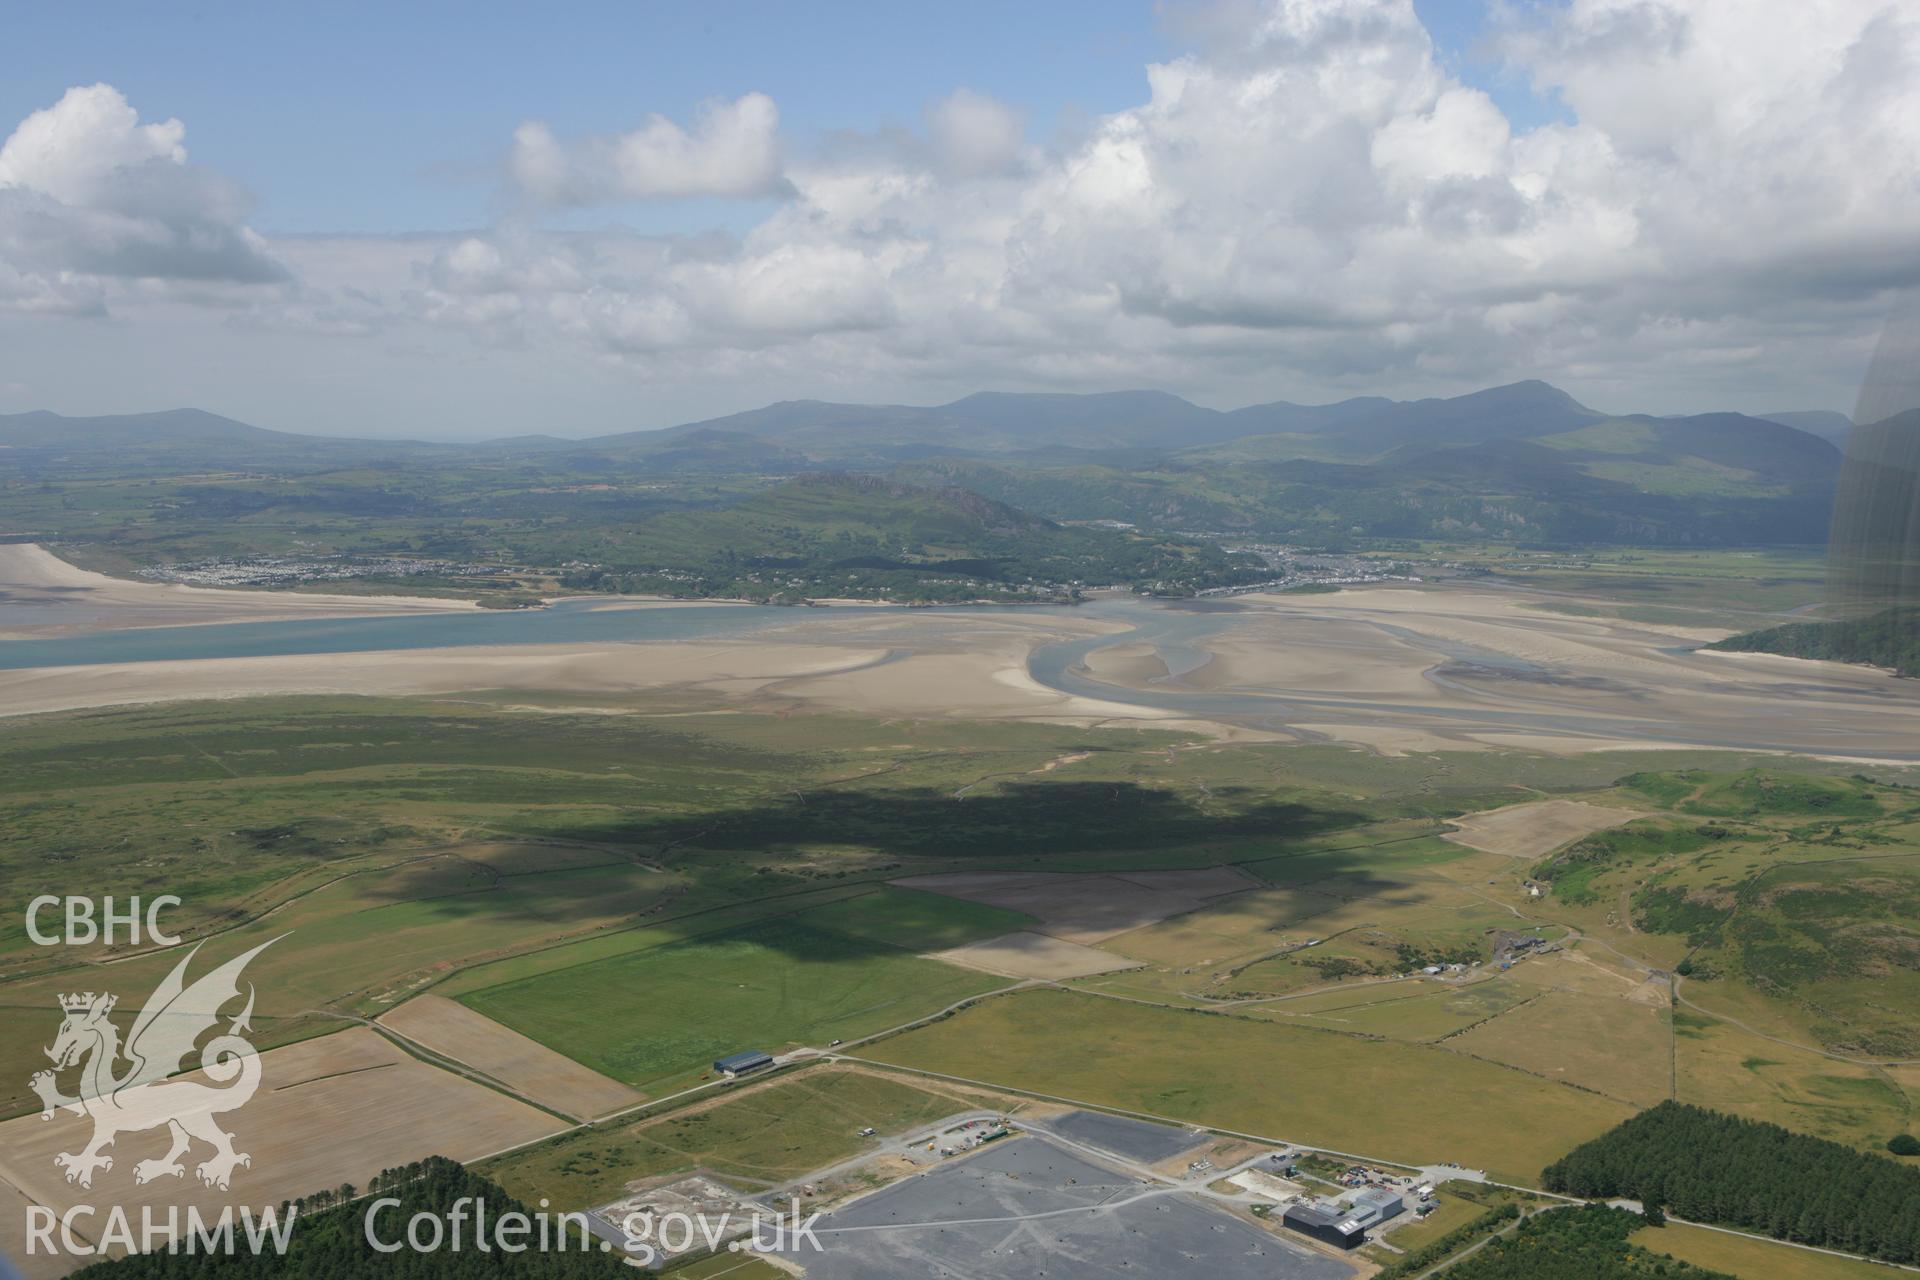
[
  {"xmin": 1373, "ymin": 1203, "xmax": 1518, "ymax": 1278},
  {"xmin": 1544, "ymin": 1101, "xmax": 1920, "ymax": 1264}
]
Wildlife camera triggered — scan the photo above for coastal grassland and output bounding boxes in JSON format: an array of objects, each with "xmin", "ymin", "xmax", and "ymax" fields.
[
  {"xmin": 860, "ymin": 987, "xmax": 1633, "ymax": 1184},
  {"xmin": 661, "ymin": 1256, "xmax": 788, "ymax": 1280},
  {"xmin": 1663, "ymin": 769, "xmax": 1889, "ymax": 820},
  {"xmin": 11, "ymin": 690, "xmax": 1918, "ymax": 1181},
  {"xmin": 0, "ymin": 695, "xmax": 811, "ymax": 960},
  {"xmin": 1526, "ymin": 769, "xmax": 1920, "ymax": 1059},
  {"xmin": 2, "ymin": 697, "xmax": 1866, "ymax": 979},
  {"xmin": 1, "ymin": 695, "xmax": 1307, "ymax": 1113},
  {"xmin": 1402, "ymin": 543, "xmax": 1831, "ymax": 621},
  {"xmin": 0, "ymin": 692, "xmax": 1408, "ymax": 985},
  {"xmin": 1253, "ymin": 975, "xmax": 1536, "ymax": 1041},
  {"xmin": 1226, "ymin": 895, "xmax": 1524, "ymax": 992},
  {"xmin": 1445, "ymin": 990, "xmax": 1673, "ymax": 1107},
  {"xmin": 1078, "ymin": 840, "xmax": 1531, "ymax": 1005},
  {"xmin": 1674, "ymin": 854, "xmax": 1920, "ymax": 1058},
  {"xmin": 1629, "ymin": 1222, "xmax": 1908, "ymax": 1280},
  {"xmin": 1672, "ymin": 1008, "xmax": 1916, "ymax": 1150},
  {"xmin": 458, "ymin": 916, "xmax": 1010, "ymax": 1090},
  {"xmin": 482, "ymin": 1066, "xmax": 978, "ymax": 1207}
]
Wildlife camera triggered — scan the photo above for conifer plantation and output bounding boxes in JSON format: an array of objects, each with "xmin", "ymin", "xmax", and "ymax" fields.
[{"xmin": 1544, "ymin": 1102, "xmax": 1920, "ymax": 1265}]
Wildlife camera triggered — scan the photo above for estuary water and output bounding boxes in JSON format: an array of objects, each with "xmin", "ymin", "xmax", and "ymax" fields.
[
  {"xmin": 0, "ymin": 598, "xmax": 912, "ymax": 670},
  {"xmin": 4, "ymin": 592, "xmax": 1916, "ymax": 761}
]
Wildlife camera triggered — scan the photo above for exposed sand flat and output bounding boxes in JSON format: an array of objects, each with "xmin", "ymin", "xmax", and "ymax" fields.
[
  {"xmin": 0, "ymin": 634, "xmax": 1185, "ymax": 729},
  {"xmin": 745, "ymin": 608, "xmax": 1188, "ymax": 727},
  {"xmin": 0, "ymin": 542, "xmax": 479, "ymax": 637},
  {"xmin": 4, "ymin": 560, "xmax": 1917, "ymax": 760},
  {"xmin": 1078, "ymin": 642, "xmax": 1171, "ymax": 684},
  {"xmin": 0, "ymin": 604, "xmax": 1196, "ymax": 733},
  {"xmin": 1182, "ymin": 624, "xmax": 1439, "ymax": 698},
  {"xmin": 377, "ymin": 995, "xmax": 642, "ymax": 1120},
  {"xmin": 1441, "ymin": 799, "xmax": 1651, "ymax": 858},
  {"xmin": 1063, "ymin": 585, "xmax": 1920, "ymax": 761},
  {"xmin": 774, "ymin": 639, "xmax": 1176, "ymax": 724},
  {"xmin": 931, "ymin": 931, "xmax": 1139, "ymax": 980},
  {"xmin": 0, "ymin": 641, "xmax": 888, "ymax": 718},
  {"xmin": 0, "ymin": 1027, "xmax": 563, "ymax": 1274}
]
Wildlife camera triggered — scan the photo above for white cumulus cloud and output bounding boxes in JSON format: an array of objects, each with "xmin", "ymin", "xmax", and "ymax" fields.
[
  {"xmin": 10, "ymin": 0, "xmax": 1920, "ymax": 432},
  {"xmin": 0, "ymin": 83, "xmax": 285, "ymax": 314},
  {"xmin": 926, "ymin": 89, "xmax": 1028, "ymax": 178},
  {"xmin": 509, "ymin": 93, "xmax": 790, "ymax": 204},
  {"xmin": 402, "ymin": 0, "xmax": 1914, "ymax": 414}
]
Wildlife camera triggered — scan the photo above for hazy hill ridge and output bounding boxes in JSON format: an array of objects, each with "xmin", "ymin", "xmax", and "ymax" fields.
[
  {"xmin": 2, "ymin": 382, "xmax": 1861, "ymax": 560},
  {"xmin": 5, "ymin": 380, "xmax": 1841, "ymax": 465}
]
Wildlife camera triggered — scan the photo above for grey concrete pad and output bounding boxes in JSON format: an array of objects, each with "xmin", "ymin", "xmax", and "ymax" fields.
[
  {"xmin": 1045, "ymin": 1109, "xmax": 1208, "ymax": 1164},
  {"xmin": 771, "ymin": 1135, "xmax": 1354, "ymax": 1280}
]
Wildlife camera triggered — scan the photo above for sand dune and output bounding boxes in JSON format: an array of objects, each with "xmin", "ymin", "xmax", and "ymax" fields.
[{"xmin": 0, "ymin": 543, "xmax": 478, "ymax": 638}]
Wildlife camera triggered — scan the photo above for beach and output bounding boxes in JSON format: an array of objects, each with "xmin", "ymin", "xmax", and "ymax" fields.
[
  {"xmin": 0, "ymin": 542, "xmax": 481, "ymax": 638},
  {"xmin": 3, "ymin": 546, "xmax": 1918, "ymax": 760}
]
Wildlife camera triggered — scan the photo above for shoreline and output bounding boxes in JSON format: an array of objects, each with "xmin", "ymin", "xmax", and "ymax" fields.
[
  {"xmin": 0, "ymin": 542, "xmax": 483, "ymax": 639},
  {"xmin": 0, "ymin": 543, "xmax": 1113, "ymax": 640},
  {"xmin": 3, "ymin": 552, "xmax": 1916, "ymax": 764}
]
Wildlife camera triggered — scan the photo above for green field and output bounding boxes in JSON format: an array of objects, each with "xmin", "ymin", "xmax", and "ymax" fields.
[
  {"xmin": 8, "ymin": 693, "xmax": 1920, "ymax": 1195},
  {"xmin": 484, "ymin": 1065, "xmax": 975, "ymax": 1206},
  {"xmin": 1448, "ymin": 990, "xmax": 1673, "ymax": 1108},
  {"xmin": 862, "ymin": 987, "xmax": 1633, "ymax": 1184},
  {"xmin": 662, "ymin": 1256, "xmax": 788, "ymax": 1280},
  {"xmin": 460, "ymin": 915, "xmax": 1009, "ymax": 1088},
  {"xmin": 5, "ymin": 695, "xmax": 1513, "ymax": 1117},
  {"xmin": 1630, "ymin": 1223, "xmax": 1906, "ymax": 1280},
  {"xmin": 1258, "ymin": 977, "xmax": 1536, "ymax": 1041}
]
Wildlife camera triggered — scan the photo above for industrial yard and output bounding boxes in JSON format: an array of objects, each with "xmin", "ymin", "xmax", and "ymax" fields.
[
  {"xmin": 559, "ymin": 1085, "xmax": 1503, "ymax": 1278},
  {"xmin": 766, "ymin": 1134, "xmax": 1352, "ymax": 1280}
]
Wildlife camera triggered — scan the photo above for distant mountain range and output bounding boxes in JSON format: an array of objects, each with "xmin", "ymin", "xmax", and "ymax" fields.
[
  {"xmin": 0, "ymin": 380, "xmax": 1875, "ymax": 552},
  {"xmin": 1755, "ymin": 410, "xmax": 1854, "ymax": 444},
  {"xmin": 600, "ymin": 379, "xmax": 1609, "ymax": 462},
  {"xmin": 2, "ymin": 380, "xmax": 1856, "ymax": 462}
]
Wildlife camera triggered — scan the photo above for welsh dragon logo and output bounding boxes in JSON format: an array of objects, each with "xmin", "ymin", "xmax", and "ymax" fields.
[{"xmin": 31, "ymin": 937, "xmax": 280, "ymax": 1191}]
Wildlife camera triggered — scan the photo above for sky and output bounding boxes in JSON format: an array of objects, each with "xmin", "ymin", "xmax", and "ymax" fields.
[{"xmin": 0, "ymin": 0, "xmax": 1915, "ymax": 440}]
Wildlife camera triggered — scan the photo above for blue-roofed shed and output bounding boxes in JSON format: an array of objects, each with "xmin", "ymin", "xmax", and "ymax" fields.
[{"xmin": 714, "ymin": 1050, "xmax": 774, "ymax": 1075}]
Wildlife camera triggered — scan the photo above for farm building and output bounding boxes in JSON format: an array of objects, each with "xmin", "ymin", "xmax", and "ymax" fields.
[{"xmin": 714, "ymin": 1050, "xmax": 774, "ymax": 1076}]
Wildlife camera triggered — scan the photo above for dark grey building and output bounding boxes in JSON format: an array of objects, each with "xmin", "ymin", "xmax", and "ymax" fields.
[
  {"xmin": 1282, "ymin": 1200, "xmax": 1366, "ymax": 1249},
  {"xmin": 1282, "ymin": 1188, "xmax": 1404, "ymax": 1249}
]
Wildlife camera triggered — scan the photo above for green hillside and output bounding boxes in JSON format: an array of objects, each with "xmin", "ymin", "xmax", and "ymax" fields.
[
  {"xmin": 1, "ymin": 385, "xmax": 1848, "ymax": 592},
  {"xmin": 1532, "ymin": 767, "xmax": 1920, "ymax": 1059},
  {"xmin": 900, "ymin": 428, "xmax": 1837, "ymax": 545},
  {"xmin": 555, "ymin": 473, "xmax": 1265, "ymax": 602},
  {"xmin": 1706, "ymin": 608, "xmax": 1919, "ymax": 676}
]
